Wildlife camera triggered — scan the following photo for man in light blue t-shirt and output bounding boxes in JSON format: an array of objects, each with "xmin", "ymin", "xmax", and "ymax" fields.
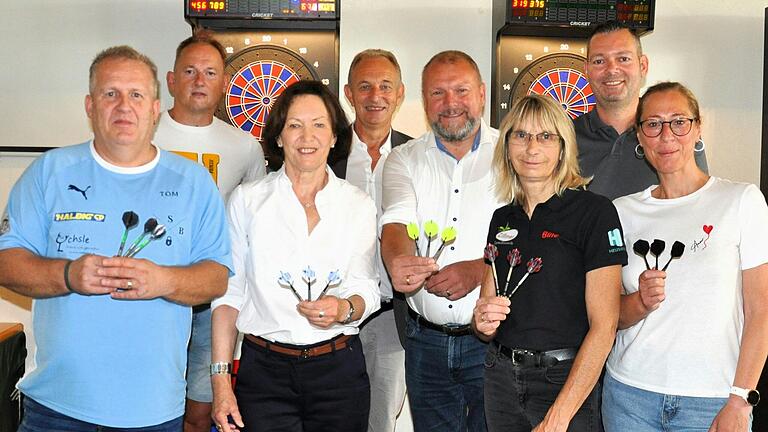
[{"xmin": 0, "ymin": 45, "xmax": 232, "ymax": 430}]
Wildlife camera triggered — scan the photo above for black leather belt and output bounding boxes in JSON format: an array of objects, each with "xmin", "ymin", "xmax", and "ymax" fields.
[
  {"xmin": 407, "ymin": 307, "xmax": 472, "ymax": 336},
  {"xmin": 493, "ymin": 341, "xmax": 577, "ymax": 368},
  {"xmin": 192, "ymin": 303, "xmax": 211, "ymax": 313}
]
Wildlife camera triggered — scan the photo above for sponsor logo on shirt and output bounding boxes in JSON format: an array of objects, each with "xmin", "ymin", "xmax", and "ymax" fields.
[
  {"xmin": 541, "ymin": 230, "xmax": 560, "ymax": 239},
  {"xmin": 607, "ymin": 228, "xmax": 625, "ymax": 253},
  {"xmin": 55, "ymin": 232, "xmax": 95, "ymax": 253},
  {"xmin": 67, "ymin": 184, "xmax": 91, "ymax": 200},
  {"xmin": 54, "ymin": 212, "xmax": 106, "ymax": 222}
]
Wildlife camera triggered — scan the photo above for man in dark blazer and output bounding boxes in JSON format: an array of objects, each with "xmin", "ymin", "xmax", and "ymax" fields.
[{"xmin": 331, "ymin": 49, "xmax": 411, "ymax": 432}]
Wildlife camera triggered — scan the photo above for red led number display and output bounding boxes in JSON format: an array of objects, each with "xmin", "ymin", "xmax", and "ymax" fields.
[{"xmin": 190, "ymin": 1, "xmax": 225, "ymax": 12}]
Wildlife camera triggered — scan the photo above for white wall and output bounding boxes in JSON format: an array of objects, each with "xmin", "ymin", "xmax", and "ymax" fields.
[{"xmin": 0, "ymin": 1, "xmax": 765, "ymax": 429}]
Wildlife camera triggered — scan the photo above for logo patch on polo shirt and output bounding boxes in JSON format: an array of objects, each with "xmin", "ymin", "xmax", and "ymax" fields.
[
  {"xmin": 607, "ymin": 228, "xmax": 623, "ymax": 247},
  {"xmin": 541, "ymin": 230, "xmax": 559, "ymax": 239},
  {"xmin": 0, "ymin": 213, "xmax": 9, "ymax": 236}
]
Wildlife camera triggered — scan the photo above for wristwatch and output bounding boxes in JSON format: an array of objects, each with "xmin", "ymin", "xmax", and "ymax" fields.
[
  {"xmin": 210, "ymin": 361, "xmax": 232, "ymax": 376},
  {"xmin": 730, "ymin": 386, "xmax": 760, "ymax": 406},
  {"xmin": 341, "ymin": 298, "xmax": 356, "ymax": 324}
]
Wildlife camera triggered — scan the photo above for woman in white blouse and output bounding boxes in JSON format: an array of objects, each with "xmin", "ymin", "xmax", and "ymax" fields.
[{"xmin": 210, "ymin": 80, "xmax": 380, "ymax": 432}]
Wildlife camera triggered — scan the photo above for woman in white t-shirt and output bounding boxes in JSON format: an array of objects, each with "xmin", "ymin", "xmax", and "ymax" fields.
[{"xmin": 604, "ymin": 81, "xmax": 768, "ymax": 432}]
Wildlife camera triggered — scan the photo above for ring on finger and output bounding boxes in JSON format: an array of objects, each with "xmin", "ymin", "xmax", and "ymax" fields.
[
  {"xmin": 481, "ymin": 313, "xmax": 486, "ymax": 322},
  {"xmin": 126, "ymin": 280, "xmax": 134, "ymax": 290},
  {"xmin": 319, "ymin": 310, "xmax": 325, "ymax": 318},
  {"xmin": 405, "ymin": 275, "xmax": 412, "ymax": 285},
  {"xmin": 446, "ymin": 291, "xmax": 452, "ymax": 297}
]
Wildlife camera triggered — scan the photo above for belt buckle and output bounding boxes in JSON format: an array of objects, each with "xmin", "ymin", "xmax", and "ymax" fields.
[
  {"xmin": 511, "ymin": 350, "xmax": 523, "ymax": 366},
  {"xmin": 300, "ymin": 348, "xmax": 311, "ymax": 359}
]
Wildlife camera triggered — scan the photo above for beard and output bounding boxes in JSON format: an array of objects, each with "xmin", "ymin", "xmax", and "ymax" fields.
[{"xmin": 431, "ymin": 115, "xmax": 479, "ymax": 142}]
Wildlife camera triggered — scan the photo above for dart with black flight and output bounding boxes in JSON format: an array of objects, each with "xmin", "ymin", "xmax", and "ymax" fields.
[
  {"xmin": 661, "ymin": 241, "xmax": 685, "ymax": 271},
  {"xmin": 126, "ymin": 224, "xmax": 166, "ymax": 258},
  {"xmin": 650, "ymin": 239, "xmax": 666, "ymax": 270},
  {"xmin": 507, "ymin": 257, "xmax": 543, "ymax": 297},
  {"xmin": 503, "ymin": 248, "xmax": 521, "ymax": 297},
  {"xmin": 484, "ymin": 243, "xmax": 500, "ymax": 296},
  {"xmin": 123, "ymin": 218, "xmax": 158, "ymax": 257},
  {"xmin": 432, "ymin": 227, "xmax": 457, "ymax": 261},
  {"xmin": 116, "ymin": 211, "xmax": 139, "ymax": 256},
  {"xmin": 632, "ymin": 239, "xmax": 651, "ymax": 270}
]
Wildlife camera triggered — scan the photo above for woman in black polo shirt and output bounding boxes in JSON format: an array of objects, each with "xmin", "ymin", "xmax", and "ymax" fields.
[{"xmin": 472, "ymin": 95, "xmax": 627, "ymax": 431}]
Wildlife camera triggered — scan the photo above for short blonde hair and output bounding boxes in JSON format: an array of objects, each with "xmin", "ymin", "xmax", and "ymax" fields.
[{"xmin": 493, "ymin": 95, "xmax": 589, "ymax": 204}]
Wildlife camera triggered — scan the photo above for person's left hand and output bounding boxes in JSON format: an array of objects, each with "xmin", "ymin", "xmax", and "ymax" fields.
[
  {"xmin": 298, "ymin": 295, "xmax": 343, "ymax": 328},
  {"xmin": 98, "ymin": 257, "xmax": 171, "ymax": 300},
  {"xmin": 708, "ymin": 397, "xmax": 751, "ymax": 432},
  {"xmin": 424, "ymin": 260, "xmax": 484, "ymax": 301},
  {"xmin": 532, "ymin": 416, "xmax": 568, "ymax": 432}
]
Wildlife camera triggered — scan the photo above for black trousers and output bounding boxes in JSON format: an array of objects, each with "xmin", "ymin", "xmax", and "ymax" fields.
[
  {"xmin": 483, "ymin": 345, "xmax": 601, "ymax": 432},
  {"xmin": 236, "ymin": 335, "xmax": 370, "ymax": 432}
]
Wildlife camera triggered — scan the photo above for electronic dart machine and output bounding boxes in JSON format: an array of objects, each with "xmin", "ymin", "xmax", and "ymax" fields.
[
  {"xmin": 491, "ymin": 0, "xmax": 654, "ymax": 127},
  {"xmin": 185, "ymin": 0, "xmax": 340, "ymax": 142}
]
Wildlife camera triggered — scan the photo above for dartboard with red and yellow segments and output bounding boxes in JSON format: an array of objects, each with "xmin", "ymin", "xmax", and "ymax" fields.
[
  {"xmin": 216, "ymin": 45, "xmax": 319, "ymax": 141},
  {"xmin": 527, "ymin": 67, "xmax": 595, "ymax": 119}
]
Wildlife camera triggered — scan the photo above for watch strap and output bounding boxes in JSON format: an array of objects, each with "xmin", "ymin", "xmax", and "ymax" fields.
[
  {"xmin": 210, "ymin": 361, "xmax": 232, "ymax": 376},
  {"xmin": 341, "ymin": 298, "xmax": 355, "ymax": 324}
]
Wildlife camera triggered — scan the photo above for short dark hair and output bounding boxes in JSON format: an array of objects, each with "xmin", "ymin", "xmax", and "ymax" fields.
[
  {"xmin": 175, "ymin": 30, "xmax": 227, "ymax": 66},
  {"xmin": 263, "ymin": 80, "xmax": 351, "ymax": 170},
  {"xmin": 587, "ymin": 20, "xmax": 643, "ymax": 56},
  {"xmin": 89, "ymin": 45, "xmax": 159, "ymax": 99},
  {"xmin": 637, "ymin": 81, "xmax": 701, "ymax": 125}
]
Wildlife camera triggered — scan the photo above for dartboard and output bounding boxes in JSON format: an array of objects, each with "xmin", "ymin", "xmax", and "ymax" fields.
[
  {"xmin": 508, "ymin": 53, "xmax": 595, "ymax": 120},
  {"xmin": 217, "ymin": 45, "xmax": 319, "ymax": 141}
]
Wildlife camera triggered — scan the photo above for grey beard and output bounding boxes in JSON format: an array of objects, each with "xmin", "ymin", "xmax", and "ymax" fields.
[{"xmin": 432, "ymin": 116, "xmax": 478, "ymax": 142}]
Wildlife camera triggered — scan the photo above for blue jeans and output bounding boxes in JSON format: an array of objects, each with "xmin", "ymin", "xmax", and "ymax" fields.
[
  {"xmin": 18, "ymin": 397, "xmax": 183, "ymax": 431},
  {"xmin": 404, "ymin": 314, "xmax": 487, "ymax": 432},
  {"xmin": 186, "ymin": 307, "xmax": 213, "ymax": 403},
  {"xmin": 602, "ymin": 372, "xmax": 751, "ymax": 431},
  {"xmin": 483, "ymin": 344, "xmax": 600, "ymax": 431}
]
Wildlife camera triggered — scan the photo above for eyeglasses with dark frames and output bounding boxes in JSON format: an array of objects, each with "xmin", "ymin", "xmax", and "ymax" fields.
[
  {"xmin": 638, "ymin": 118, "xmax": 697, "ymax": 138},
  {"xmin": 507, "ymin": 130, "xmax": 561, "ymax": 147}
]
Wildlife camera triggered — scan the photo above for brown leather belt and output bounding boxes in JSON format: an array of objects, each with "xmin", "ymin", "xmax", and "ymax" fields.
[{"xmin": 245, "ymin": 333, "xmax": 353, "ymax": 359}]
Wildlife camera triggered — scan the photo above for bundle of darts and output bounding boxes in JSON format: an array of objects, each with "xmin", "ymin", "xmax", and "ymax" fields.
[
  {"xmin": 277, "ymin": 267, "xmax": 343, "ymax": 302},
  {"xmin": 484, "ymin": 243, "xmax": 542, "ymax": 298},
  {"xmin": 116, "ymin": 211, "xmax": 166, "ymax": 258},
  {"xmin": 632, "ymin": 239, "xmax": 685, "ymax": 271},
  {"xmin": 407, "ymin": 220, "xmax": 457, "ymax": 260}
]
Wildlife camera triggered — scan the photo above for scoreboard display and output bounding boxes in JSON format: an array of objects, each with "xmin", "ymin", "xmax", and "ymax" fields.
[
  {"xmin": 187, "ymin": 0, "xmax": 337, "ymax": 19},
  {"xmin": 507, "ymin": 0, "xmax": 651, "ymax": 27}
]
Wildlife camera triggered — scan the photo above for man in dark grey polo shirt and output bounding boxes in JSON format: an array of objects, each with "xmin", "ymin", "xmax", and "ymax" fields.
[{"xmin": 575, "ymin": 21, "xmax": 707, "ymax": 200}]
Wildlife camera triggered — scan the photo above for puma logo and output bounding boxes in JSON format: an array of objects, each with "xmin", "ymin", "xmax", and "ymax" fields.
[{"xmin": 68, "ymin": 184, "xmax": 91, "ymax": 200}]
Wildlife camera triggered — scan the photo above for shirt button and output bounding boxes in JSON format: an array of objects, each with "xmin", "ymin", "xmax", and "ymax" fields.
[
  {"xmin": 448, "ymin": 304, "xmax": 453, "ymax": 309},
  {"xmin": 454, "ymin": 189, "xmax": 459, "ymax": 193},
  {"xmin": 450, "ymin": 246, "xmax": 455, "ymax": 250},
  {"xmin": 452, "ymin": 217, "xmax": 457, "ymax": 222}
]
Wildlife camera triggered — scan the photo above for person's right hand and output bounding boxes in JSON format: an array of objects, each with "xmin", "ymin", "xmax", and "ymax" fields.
[
  {"xmin": 388, "ymin": 255, "xmax": 438, "ymax": 294},
  {"xmin": 66, "ymin": 254, "xmax": 116, "ymax": 295},
  {"xmin": 212, "ymin": 381, "xmax": 244, "ymax": 432},
  {"xmin": 472, "ymin": 295, "xmax": 511, "ymax": 338},
  {"xmin": 638, "ymin": 269, "xmax": 666, "ymax": 313}
]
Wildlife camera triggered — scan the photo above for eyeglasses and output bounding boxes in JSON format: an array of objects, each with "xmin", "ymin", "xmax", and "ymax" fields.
[
  {"xmin": 638, "ymin": 118, "xmax": 697, "ymax": 138},
  {"xmin": 507, "ymin": 130, "xmax": 561, "ymax": 147}
]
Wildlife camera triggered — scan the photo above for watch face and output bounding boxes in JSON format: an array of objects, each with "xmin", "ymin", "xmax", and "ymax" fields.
[{"xmin": 747, "ymin": 390, "xmax": 760, "ymax": 406}]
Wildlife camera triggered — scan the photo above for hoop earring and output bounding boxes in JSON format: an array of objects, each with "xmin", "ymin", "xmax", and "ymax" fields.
[
  {"xmin": 634, "ymin": 144, "xmax": 645, "ymax": 159},
  {"xmin": 694, "ymin": 139, "xmax": 705, "ymax": 152}
]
